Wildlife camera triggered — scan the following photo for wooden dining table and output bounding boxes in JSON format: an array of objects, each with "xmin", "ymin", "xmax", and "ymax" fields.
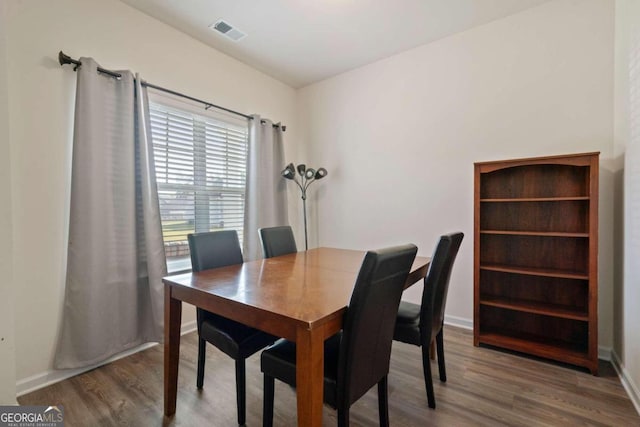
[{"xmin": 163, "ymin": 247, "xmax": 430, "ymax": 426}]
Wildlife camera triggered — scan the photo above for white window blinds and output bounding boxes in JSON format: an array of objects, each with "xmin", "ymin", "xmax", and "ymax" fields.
[{"xmin": 149, "ymin": 99, "xmax": 249, "ymax": 271}]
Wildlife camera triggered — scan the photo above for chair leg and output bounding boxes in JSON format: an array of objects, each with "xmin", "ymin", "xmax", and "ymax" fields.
[
  {"xmin": 337, "ymin": 406, "xmax": 350, "ymax": 427},
  {"xmin": 421, "ymin": 343, "xmax": 436, "ymax": 409},
  {"xmin": 263, "ymin": 374, "xmax": 275, "ymax": 427},
  {"xmin": 196, "ymin": 338, "xmax": 206, "ymax": 389},
  {"xmin": 436, "ymin": 329, "xmax": 446, "ymax": 382},
  {"xmin": 378, "ymin": 376, "xmax": 390, "ymax": 427},
  {"xmin": 235, "ymin": 359, "xmax": 246, "ymax": 425}
]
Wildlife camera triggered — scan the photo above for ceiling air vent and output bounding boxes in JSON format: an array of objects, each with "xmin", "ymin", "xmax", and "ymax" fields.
[{"xmin": 210, "ymin": 19, "xmax": 246, "ymax": 42}]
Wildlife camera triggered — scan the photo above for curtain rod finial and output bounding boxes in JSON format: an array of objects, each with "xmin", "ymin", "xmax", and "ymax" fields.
[{"xmin": 59, "ymin": 51, "xmax": 72, "ymax": 66}]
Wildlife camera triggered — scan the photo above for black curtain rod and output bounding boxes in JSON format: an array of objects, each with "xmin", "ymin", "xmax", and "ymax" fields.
[{"xmin": 58, "ymin": 51, "xmax": 286, "ymax": 131}]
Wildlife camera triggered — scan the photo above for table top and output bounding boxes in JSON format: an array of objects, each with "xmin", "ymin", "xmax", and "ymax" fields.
[{"xmin": 163, "ymin": 247, "xmax": 430, "ymax": 340}]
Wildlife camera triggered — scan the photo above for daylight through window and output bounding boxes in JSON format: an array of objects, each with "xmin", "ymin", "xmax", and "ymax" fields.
[{"xmin": 149, "ymin": 99, "xmax": 249, "ymax": 272}]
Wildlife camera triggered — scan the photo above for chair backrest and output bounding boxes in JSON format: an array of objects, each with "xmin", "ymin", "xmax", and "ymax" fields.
[
  {"xmin": 338, "ymin": 244, "xmax": 418, "ymax": 406},
  {"xmin": 259, "ymin": 226, "xmax": 298, "ymax": 258},
  {"xmin": 420, "ymin": 232, "xmax": 464, "ymax": 342},
  {"xmin": 187, "ymin": 230, "xmax": 243, "ymax": 272}
]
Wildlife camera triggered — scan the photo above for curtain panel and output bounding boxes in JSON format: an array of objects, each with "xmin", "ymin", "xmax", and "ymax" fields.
[
  {"xmin": 55, "ymin": 58, "xmax": 166, "ymax": 369},
  {"xmin": 243, "ymin": 116, "xmax": 288, "ymax": 261}
]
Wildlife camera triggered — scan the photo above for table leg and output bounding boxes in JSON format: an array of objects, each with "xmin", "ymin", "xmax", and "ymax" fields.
[
  {"xmin": 164, "ymin": 285, "xmax": 182, "ymax": 416},
  {"xmin": 296, "ymin": 326, "xmax": 324, "ymax": 427}
]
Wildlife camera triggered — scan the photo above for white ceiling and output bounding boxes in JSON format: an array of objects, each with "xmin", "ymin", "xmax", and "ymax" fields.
[{"xmin": 120, "ymin": 0, "xmax": 551, "ymax": 88}]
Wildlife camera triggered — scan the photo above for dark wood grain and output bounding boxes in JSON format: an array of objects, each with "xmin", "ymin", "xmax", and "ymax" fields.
[
  {"xmin": 480, "ymin": 235, "xmax": 589, "ymax": 273},
  {"xmin": 163, "ymin": 247, "xmax": 430, "ymax": 426},
  {"xmin": 474, "ymin": 153, "xmax": 599, "ymax": 374},
  {"xmin": 480, "ymin": 199, "xmax": 589, "ymax": 233},
  {"xmin": 18, "ymin": 327, "xmax": 639, "ymax": 426},
  {"xmin": 480, "ymin": 270, "xmax": 588, "ymax": 312},
  {"xmin": 163, "ymin": 285, "xmax": 181, "ymax": 416}
]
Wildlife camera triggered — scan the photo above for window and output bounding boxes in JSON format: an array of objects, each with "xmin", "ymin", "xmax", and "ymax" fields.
[{"xmin": 149, "ymin": 97, "xmax": 249, "ymax": 272}]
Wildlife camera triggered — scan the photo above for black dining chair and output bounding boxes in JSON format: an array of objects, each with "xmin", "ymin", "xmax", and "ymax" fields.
[
  {"xmin": 261, "ymin": 244, "xmax": 418, "ymax": 427},
  {"xmin": 259, "ymin": 225, "xmax": 298, "ymax": 258},
  {"xmin": 393, "ymin": 232, "xmax": 463, "ymax": 409},
  {"xmin": 187, "ymin": 230, "xmax": 276, "ymax": 426}
]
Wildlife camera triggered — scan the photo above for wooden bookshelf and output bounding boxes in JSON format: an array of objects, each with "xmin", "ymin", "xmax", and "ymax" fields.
[{"xmin": 474, "ymin": 152, "xmax": 599, "ymax": 374}]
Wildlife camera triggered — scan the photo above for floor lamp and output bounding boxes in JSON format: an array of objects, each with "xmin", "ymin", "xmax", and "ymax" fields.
[{"xmin": 281, "ymin": 163, "xmax": 328, "ymax": 250}]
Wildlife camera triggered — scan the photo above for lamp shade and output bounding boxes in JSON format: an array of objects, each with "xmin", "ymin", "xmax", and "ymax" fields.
[
  {"xmin": 297, "ymin": 164, "xmax": 306, "ymax": 176},
  {"xmin": 314, "ymin": 168, "xmax": 328, "ymax": 180},
  {"xmin": 281, "ymin": 163, "xmax": 296, "ymax": 180},
  {"xmin": 305, "ymin": 168, "xmax": 316, "ymax": 180}
]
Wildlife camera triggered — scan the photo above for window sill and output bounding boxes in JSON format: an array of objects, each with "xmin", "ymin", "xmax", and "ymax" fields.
[{"xmin": 167, "ymin": 255, "xmax": 191, "ymax": 274}]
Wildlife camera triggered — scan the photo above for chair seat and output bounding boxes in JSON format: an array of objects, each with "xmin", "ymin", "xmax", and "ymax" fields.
[
  {"xmin": 396, "ymin": 301, "xmax": 421, "ymax": 325},
  {"xmin": 393, "ymin": 301, "xmax": 421, "ymax": 346},
  {"xmin": 200, "ymin": 311, "xmax": 276, "ymax": 360},
  {"xmin": 261, "ymin": 333, "xmax": 342, "ymax": 408}
]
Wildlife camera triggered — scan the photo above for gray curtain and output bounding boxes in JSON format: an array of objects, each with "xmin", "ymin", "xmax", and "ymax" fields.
[
  {"xmin": 243, "ymin": 115, "xmax": 288, "ymax": 261},
  {"xmin": 55, "ymin": 58, "xmax": 166, "ymax": 369}
]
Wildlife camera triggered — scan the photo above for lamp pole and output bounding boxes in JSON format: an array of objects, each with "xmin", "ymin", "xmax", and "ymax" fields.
[
  {"xmin": 281, "ymin": 163, "xmax": 328, "ymax": 250},
  {"xmin": 302, "ymin": 193, "xmax": 309, "ymax": 251}
]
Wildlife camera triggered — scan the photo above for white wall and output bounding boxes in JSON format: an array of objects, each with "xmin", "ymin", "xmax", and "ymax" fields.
[
  {"xmin": 6, "ymin": 0, "xmax": 637, "ymax": 407},
  {"xmin": 5, "ymin": 0, "xmax": 297, "ymax": 390},
  {"xmin": 0, "ymin": 0, "xmax": 17, "ymax": 405},
  {"xmin": 616, "ymin": 0, "xmax": 640, "ymax": 412},
  {"xmin": 297, "ymin": 0, "xmax": 615, "ymax": 342}
]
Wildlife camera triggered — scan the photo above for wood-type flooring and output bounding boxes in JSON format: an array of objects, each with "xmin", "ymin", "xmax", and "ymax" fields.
[{"xmin": 18, "ymin": 326, "xmax": 640, "ymax": 426}]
